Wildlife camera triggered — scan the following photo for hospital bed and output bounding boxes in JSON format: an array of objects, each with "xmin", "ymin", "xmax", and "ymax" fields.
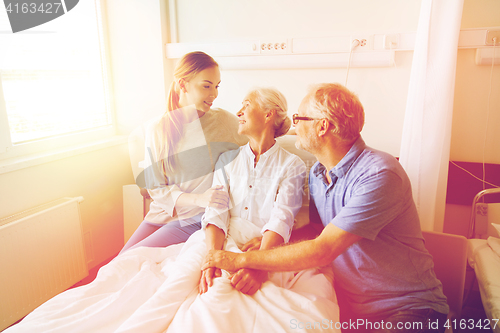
[
  {"xmin": 466, "ymin": 188, "xmax": 500, "ymax": 333},
  {"xmin": 5, "ymin": 135, "xmax": 468, "ymax": 332},
  {"xmin": 5, "ymin": 135, "xmax": 341, "ymax": 333}
]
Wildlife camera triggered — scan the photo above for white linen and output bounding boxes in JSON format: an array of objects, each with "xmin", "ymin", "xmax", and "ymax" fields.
[
  {"xmin": 488, "ymin": 236, "xmax": 500, "ymax": 259},
  {"xmin": 491, "ymin": 223, "xmax": 500, "ymax": 238},
  {"xmin": 6, "ymin": 219, "xmax": 339, "ymax": 333},
  {"xmin": 467, "ymin": 238, "xmax": 500, "ymax": 333},
  {"xmin": 202, "ymin": 142, "xmax": 306, "ymax": 243},
  {"xmin": 467, "ymin": 238, "xmax": 489, "ymax": 269}
]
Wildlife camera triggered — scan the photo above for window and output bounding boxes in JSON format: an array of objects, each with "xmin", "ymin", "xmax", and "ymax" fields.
[{"xmin": 0, "ymin": 0, "xmax": 113, "ymax": 158}]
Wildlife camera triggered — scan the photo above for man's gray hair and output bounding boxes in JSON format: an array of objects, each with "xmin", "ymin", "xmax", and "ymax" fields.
[{"xmin": 306, "ymin": 83, "xmax": 365, "ymax": 141}]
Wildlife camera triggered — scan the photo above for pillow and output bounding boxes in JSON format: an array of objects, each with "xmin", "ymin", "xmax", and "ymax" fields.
[
  {"xmin": 491, "ymin": 223, "xmax": 500, "ymax": 238},
  {"xmin": 487, "ymin": 236, "xmax": 500, "ymax": 258},
  {"xmin": 276, "ymin": 135, "xmax": 317, "ymax": 198},
  {"xmin": 276, "ymin": 135, "xmax": 318, "ymax": 229},
  {"xmin": 276, "ymin": 135, "xmax": 317, "ymax": 168}
]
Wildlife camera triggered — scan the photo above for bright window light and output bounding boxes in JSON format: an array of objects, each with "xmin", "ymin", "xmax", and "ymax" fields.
[{"xmin": 0, "ymin": 0, "xmax": 111, "ymax": 145}]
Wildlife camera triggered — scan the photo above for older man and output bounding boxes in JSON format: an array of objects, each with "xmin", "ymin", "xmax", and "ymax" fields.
[{"xmin": 203, "ymin": 83, "xmax": 449, "ymax": 332}]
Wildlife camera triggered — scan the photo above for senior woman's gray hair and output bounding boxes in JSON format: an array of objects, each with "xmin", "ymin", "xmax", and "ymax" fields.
[{"xmin": 249, "ymin": 87, "xmax": 291, "ymax": 138}]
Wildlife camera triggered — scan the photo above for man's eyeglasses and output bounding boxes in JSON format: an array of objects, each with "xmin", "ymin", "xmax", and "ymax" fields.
[{"xmin": 292, "ymin": 113, "xmax": 324, "ymax": 125}]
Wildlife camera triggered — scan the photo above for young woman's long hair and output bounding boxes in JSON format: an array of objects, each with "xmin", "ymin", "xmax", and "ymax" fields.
[{"xmin": 158, "ymin": 52, "xmax": 218, "ymax": 177}]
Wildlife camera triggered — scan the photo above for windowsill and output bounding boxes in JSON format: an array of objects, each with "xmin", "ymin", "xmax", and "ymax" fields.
[{"xmin": 0, "ymin": 135, "xmax": 128, "ymax": 175}]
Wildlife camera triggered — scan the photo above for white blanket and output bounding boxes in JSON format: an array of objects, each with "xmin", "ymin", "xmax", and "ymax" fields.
[
  {"xmin": 467, "ymin": 238, "xmax": 500, "ymax": 333},
  {"xmin": 7, "ymin": 222, "xmax": 340, "ymax": 333}
]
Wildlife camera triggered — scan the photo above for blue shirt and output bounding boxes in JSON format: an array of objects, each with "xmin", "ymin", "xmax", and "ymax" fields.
[{"xmin": 309, "ymin": 137, "xmax": 449, "ymax": 317}]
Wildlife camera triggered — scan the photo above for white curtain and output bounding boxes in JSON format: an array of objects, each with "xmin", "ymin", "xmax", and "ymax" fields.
[{"xmin": 399, "ymin": 0, "xmax": 464, "ymax": 232}]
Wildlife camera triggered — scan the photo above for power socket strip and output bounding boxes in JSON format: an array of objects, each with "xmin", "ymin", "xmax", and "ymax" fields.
[{"xmin": 260, "ymin": 40, "xmax": 289, "ymax": 54}]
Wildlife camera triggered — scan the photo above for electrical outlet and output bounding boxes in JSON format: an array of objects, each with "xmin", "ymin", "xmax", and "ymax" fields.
[
  {"xmin": 486, "ymin": 30, "xmax": 500, "ymax": 46},
  {"xmin": 350, "ymin": 36, "xmax": 372, "ymax": 50},
  {"xmin": 384, "ymin": 34, "xmax": 400, "ymax": 49},
  {"xmin": 260, "ymin": 40, "xmax": 288, "ymax": 54}
]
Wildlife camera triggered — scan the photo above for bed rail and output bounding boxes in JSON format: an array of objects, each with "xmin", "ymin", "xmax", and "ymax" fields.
[{"xmin": 468, "ymin": 187, "xmax": 500, "ymax": 239}]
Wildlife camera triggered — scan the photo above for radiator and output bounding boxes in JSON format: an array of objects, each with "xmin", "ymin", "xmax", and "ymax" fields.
[{"xmin": 0, "ymin": 197, "xmax": 88, "ymax": 331}]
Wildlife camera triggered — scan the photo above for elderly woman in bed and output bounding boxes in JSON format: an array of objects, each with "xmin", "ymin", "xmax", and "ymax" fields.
[{"xmin": 199, "ymin": 87, "xmax": 306, "ymax": 295}]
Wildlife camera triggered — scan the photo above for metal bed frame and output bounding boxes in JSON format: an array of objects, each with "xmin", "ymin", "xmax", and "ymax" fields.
[{"xmin": 467, "ymin": 187, "xmax": 500, "ymax": 239}]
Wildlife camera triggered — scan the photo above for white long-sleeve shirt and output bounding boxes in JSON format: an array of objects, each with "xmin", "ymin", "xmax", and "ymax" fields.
[
  {"xmin": 140, "ymin": 108, "xmax": 247, "ymax": 225},
  {"xmin": 202, "ymin": 142, "xmax": 306, "ymax": 243}
]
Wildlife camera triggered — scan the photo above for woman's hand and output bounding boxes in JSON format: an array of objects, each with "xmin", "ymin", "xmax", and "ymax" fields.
[
  {"xmin": 230, "ymin": 268, "xmax": 268, "ymax": 295},
  {"xmin": 241, "ymin": 237, "xmax": 262, "ymax": 252},
  {"xmin": 199, "ymin": 267, "xmax": 222, "ymax": 294},
  {"xmin": 195, "ymin": 186, "xmax": 229, "ymax": 209}
]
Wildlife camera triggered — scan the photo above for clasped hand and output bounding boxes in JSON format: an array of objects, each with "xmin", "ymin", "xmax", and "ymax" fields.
[
  {"xmin": 199, "ymin": 266, "xmax": 267, "ymax": 296},
  {"xmin": 199, "ymin": 236, "xmax": 266, "ymax": 295}
]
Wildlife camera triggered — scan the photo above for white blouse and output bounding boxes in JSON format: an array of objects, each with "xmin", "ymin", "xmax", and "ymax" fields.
[
  {"xmin": 202, "ymin": 142, "xmax": 306, "ymax": 243},
  {"xmin": 139, "ymin": 108, "xmax": 247, "ymax": 225}
]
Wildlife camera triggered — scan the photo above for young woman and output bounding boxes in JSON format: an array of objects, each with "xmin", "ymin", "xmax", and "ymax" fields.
[
  {"xmin": 121, "ymin": 52, "xmax": 247, "ymax": 254},
  {"xmin": 199, "ymin": 87, "xmax": 306, "ymax": 295}
]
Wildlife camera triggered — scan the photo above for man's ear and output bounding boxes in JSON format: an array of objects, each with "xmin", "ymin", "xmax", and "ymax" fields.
[{"xmin": 317, "ymin": 119, "xmax": 331, "ymax": 137}]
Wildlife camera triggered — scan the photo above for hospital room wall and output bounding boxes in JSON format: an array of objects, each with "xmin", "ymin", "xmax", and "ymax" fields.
[
  {"xmin": 166, "ymin": 0, "xmax": 500, "ymax": 163},
  {"xmin": 166, "ymin": 0, "xmax": 500, "ymax": 235},
  {"xmin": 170, "ymin": 0, "xmax": 422, "ymax": 157},
  {"xmin": 452, "ymin": 0, "xmax": 500, "ymax": 164},
  {"xmin": 444, "ymin": 0, "xmax": 500, "ymax": 236},
  {"xmin": 0, "ymin": 145, "xmax": 134, "ymax": 269},
  {"xmin": 0, "ymin": 1, "xmax": 166, "ymax": 271},
  {"xmin": 2, "ymin": 0, "xmax": 496, "ymax": 274},
  {"xmin": 108, "ymin": 0, "xmax": 499, "ymax": 249},
  {"xmin": 0, "ymin": 0, "xmax": 167, "ymax": 271},
  {"xmin": 111, "ymin": 0, "xmax": 499, "ymax": 166},
  {"xmin": 453, "ymin": 48, "xmax": 500, "ymax": 164}
]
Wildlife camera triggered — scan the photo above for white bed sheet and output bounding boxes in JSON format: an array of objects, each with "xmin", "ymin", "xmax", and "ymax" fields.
[
  {"xmin": 467, "ymin": 238, "xmax": 500, "ymax": 333},
  {"xmin": 6, "ymin": 227, "xmax": 340, "ymax": 333}
]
